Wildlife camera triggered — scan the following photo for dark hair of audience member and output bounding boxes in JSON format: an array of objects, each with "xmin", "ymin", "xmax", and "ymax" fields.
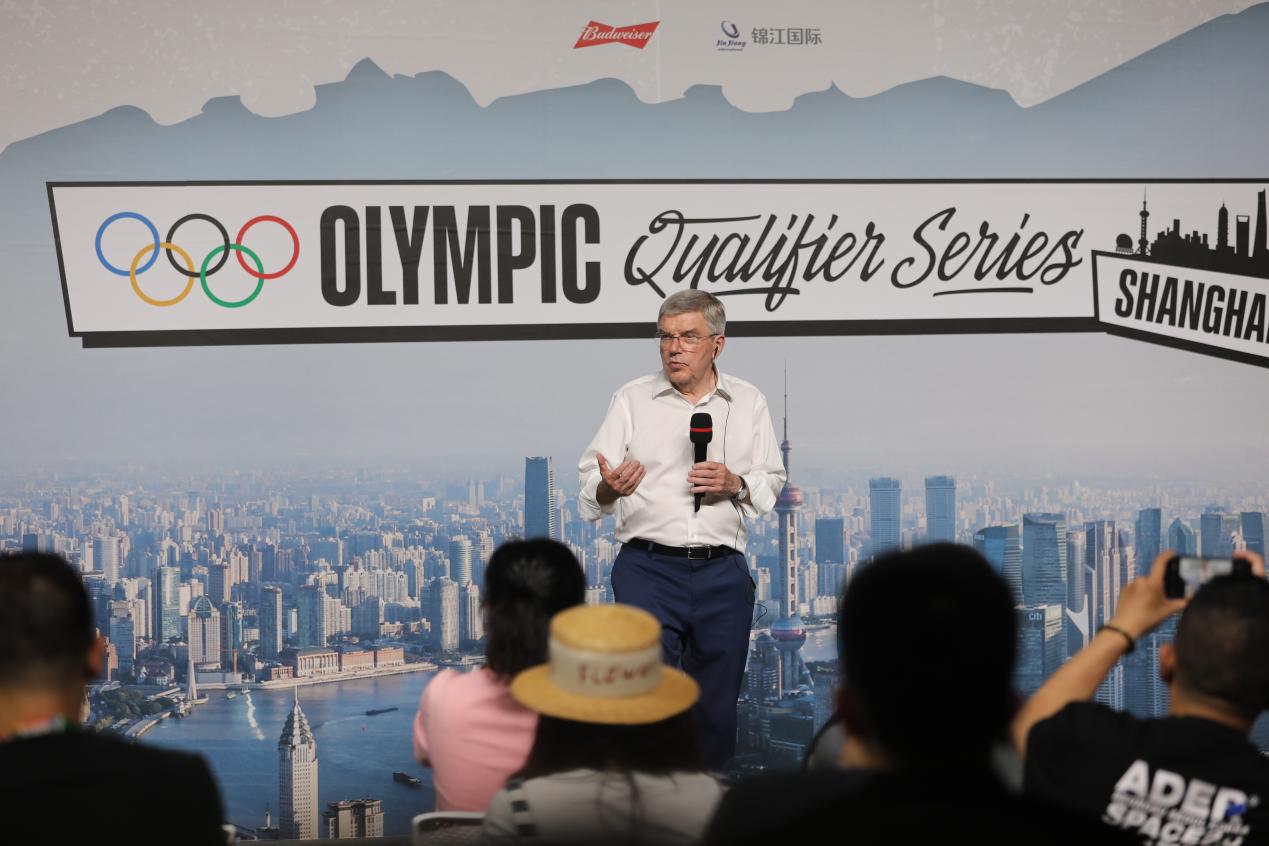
[
  {"xmin": 838, "ymin": 543, "xmax": 1015, "ymax": 770},
  {"xmin": 1174, "ymin": 573, "xmax": 1269, "ymax": 718},
  {"xmin": 0, "ymin": 553, "xmax": 95, "ymax": 687},
  {"xmin": 514, "ymin": 712, "xmax": 700, "ymax": 780},
  {"xmin": 483, "ymin": 539, "xmax": 586, "ymax": 681}
]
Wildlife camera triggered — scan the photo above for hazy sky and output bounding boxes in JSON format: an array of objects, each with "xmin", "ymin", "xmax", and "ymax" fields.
[{"xmin": 1, "ymin": 4, "xmax": 1268, "ymax": 480}]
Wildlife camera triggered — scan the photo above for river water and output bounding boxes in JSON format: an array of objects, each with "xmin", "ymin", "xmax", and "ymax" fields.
[
  {"xmin": 143, "ymin": 671, "xmax": 437, "ymax": 836},
  {"xmin": 141, "ymin": 630, "xmax": 839, "ymax": 837}
]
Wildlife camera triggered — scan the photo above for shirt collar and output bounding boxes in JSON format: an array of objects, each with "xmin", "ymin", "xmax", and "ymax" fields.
[{"xmin": 651, "ymin": 367, "xmax": 734, "ymax": 401}]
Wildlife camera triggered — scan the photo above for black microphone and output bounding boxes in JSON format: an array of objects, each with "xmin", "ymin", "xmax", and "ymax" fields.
[{"xmin": 690, "ymin": 412, "xmax": 713, "ymax": 513}]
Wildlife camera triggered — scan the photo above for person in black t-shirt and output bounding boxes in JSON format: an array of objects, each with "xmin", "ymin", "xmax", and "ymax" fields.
[
  {"xmin": 703, "ymin": 544, "xmax": 1131, "ymax": 846},
  {"xmin": 0, "ymin": 553, "xmax": 225, "ymax": 845},
  {"xmin": 1015, "ymin": 549, "xmax": 1269, "ymax": 846}
]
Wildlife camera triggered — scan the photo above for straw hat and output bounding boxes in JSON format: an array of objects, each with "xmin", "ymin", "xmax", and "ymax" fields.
[{"xmin": 510, "ymin": 604, "xmax": 699, "ymax": 725}]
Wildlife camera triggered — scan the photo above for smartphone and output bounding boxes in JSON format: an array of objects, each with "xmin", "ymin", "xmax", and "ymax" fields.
[{"xmin": 1163, "ymin": 555, "xmax": 1252, "ymax": 599}]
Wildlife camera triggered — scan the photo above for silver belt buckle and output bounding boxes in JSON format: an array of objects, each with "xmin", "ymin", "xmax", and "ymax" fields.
[{"xmin": 686, "ymin": 545, "xmax": 711, "ymax": 560}]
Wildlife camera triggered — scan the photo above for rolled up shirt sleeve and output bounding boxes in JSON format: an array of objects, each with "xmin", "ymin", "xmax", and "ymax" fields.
[
  {"xmin": 737, "ymin": 392, "xmax": 786, "ymax": 519},
  {"xmin": 578, "ymin": 391, "xmax": 632, "ymax": 522}
]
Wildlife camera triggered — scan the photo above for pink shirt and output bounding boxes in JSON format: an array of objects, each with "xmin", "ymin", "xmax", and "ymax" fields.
[{"xmin": 412, "ymin": 668, "xmax": 539, "ymax": 812}]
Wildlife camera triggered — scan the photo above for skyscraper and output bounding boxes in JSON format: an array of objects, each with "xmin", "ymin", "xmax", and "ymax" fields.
[
  {"xmin": 1145, "ymin": 616, "xmax": 1179, "ymax": 718},
  {"xmin": 152, "ymin": 565, "xmax": 182, "ymax": 645},
  {"xmin": 22, "ymin": 532, "xmax": 54, "ymax": 553},
  {"xmin": 460, "ymin": 581, "xmax": 484, "ymax": 648},
  {"xmin": 351, "ymin": 596, "xmax": 385, "ymax": 639},
  {"xmin": 1065, "ymin": 529, "xmax": 1089, "ymax": 657},
  {"xmin": 924, "ymin": 476, "xmax": 956, "ymax": 543},
  {"xmin": 814, "ymin": 518, "xmax": 845, "ymax": 567},
  {"xmin": 771, "ymin": 376, "xmax": 810, "ymax": 695},
  {"xmin": 1015, "ymin": 604, "xmax": 1063, "ymax": 697},
  {"xmin": 473, "ymin": 530, "xmax": 495, "ymax": 586},
  {"xmin": 1167, "ymin": 518, "xmax": 1197, "ymax": 557},
  {"xmin": 323, "ymin": 799, "xmax": 384, "ymax": 839},
  {"xmin": 524, "ymin": 457, "xmax": 558, "ymax": 540},
  {"xmin": 1095, "ymin": 663, "xmax": 1125, "ymax": 711},
  {"xmin": 745, "ymin": 633, "xmax": 782, "ymax": 755},
  {"xmin": 108, "ymin": 611, "xmax": 137, "ymax": 675},
  {"xmin": 811, "ymin": 665, "xmax": 836, "ymax": 728},
  {"xmin": 188, "ymin": 596, "xmax": 221, "ymax": 668},
  {"xmin": 1022, "ymin": 513, "xmax": 1067, "ymax": 608},
  {"xmin": 279, "ymin": 690, "xmax": 319, "ymax": 840},
  {"xmin": 974, "ymin": 525, "xmax": 1022, "ymax": 600},
  {"xmin": 93, "ymin": 535, "xmax": 121, "ymax": 585},
  {"xmin": 320, "ymin": 595, "xmax": 344, "ymax": 644},
  {"xmin": 427, "ymin": 578, "xmax": 460, "ymax": 653},
  {"xmin": 220, "ymin": 601, "xmax": 244, "ymax": 671},
  {"xmin": 1241, "ymin": 512, "xmax": 1266, "ymax": 559},
  {"xmin": 1086, "ymin": 521, "xmax": 1121, "ymax": 632},
  {"xmin": 207, "ymin": 563, "xmax": 231, "ymax": 607},
  {"xmin": 448, "ymin": 536, "xmax": 473, "ymax": 585},
  {"xmin": 1123, "ymin": 643, "xmax": 1154, "ymax": 719},
  {"xmin": 260, "ymin": 586, "xmax": 284, "ymax": 659},
  {"xmin": 297, "ymin": 585, "xmax": 325, "ymax": 648},
  {"xmin": 1201, "ymin": 509, "xmax": 1241, "ymax": 558},
  {"xmin": 1135, "ymin": 508, "xmax": 1163, "ymax": 578},
  {"xmin": 774, "ymin": 381, "xmax": 801, "ymax": 623},
  {"xmin": 868, "ymin": 478, "xmax": 901, "ymax": 558}
]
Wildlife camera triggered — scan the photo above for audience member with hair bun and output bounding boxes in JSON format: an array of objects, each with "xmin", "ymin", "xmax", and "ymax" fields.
[
  {"xmin": 413, "ymin": 538, "xmax": 585, "ymax": 811},
  {"xmin": 481, "ymin": 603, "xmax": 723, "ymax": 845}
]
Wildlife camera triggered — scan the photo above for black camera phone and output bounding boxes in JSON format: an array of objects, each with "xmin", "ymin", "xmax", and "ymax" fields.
[{"xmin": 1163, "ymin": 555, "xmax": 1251, "ymax": 599}]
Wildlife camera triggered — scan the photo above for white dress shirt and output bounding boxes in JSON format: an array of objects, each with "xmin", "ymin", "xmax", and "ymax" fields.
[{"xmin": 578, "ymin": 368, "xmax": 786, "ymax": 553}]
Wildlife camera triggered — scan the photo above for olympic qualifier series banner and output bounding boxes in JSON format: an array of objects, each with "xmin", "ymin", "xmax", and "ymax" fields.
[{"xmin": 49, "ymin": 180, "xmax": 1269, "ymax": 367}]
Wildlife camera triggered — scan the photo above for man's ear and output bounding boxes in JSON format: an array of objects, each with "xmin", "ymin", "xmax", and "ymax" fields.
[
  {"xmin": 837, "ymin": 686, "xmax": 868, "ymax": 740},
  {"xmin": 84, "ymin": 634, "xmax": 106, "ymax": 679},
  {"xmin": 1159, "ymin": 641, "xmax": 1176, "ymax": 686}
]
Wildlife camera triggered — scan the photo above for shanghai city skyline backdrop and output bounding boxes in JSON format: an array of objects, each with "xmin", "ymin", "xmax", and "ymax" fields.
[{"xmin": 4, "ymin": 450, "xmax": 1267, "ymax": 837}]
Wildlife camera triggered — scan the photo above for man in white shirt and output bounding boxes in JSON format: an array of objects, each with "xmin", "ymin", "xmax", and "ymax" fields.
[{"xmin": 578, "ymin": 289, "xmax": 786, "ymax": 769}]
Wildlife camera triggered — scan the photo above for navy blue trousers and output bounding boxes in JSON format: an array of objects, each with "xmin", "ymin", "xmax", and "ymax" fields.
[{"xmin": 611, "ymin": 543, "xmax": 755, "ymax": 770}]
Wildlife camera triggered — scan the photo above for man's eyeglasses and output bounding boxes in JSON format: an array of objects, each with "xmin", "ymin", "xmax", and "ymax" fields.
[{"xmin": 656, "ymin": 332, "xmax": 718, "ymax": 351}]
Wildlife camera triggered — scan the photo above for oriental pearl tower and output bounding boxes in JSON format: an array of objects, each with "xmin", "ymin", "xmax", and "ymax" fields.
[{"xmin": 771, "ymin": 367, "xmax": 811, "ymax": 695}]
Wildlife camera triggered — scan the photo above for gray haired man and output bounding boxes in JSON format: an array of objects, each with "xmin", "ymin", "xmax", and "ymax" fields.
[{"xmin": 578, "ymin": 290, "xmax": 786, "ymax": 769}]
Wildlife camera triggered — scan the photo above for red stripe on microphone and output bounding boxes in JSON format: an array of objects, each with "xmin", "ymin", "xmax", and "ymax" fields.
[{"xmin": 690, "ymin": 427, "xmax": 712, "ymax": 432}]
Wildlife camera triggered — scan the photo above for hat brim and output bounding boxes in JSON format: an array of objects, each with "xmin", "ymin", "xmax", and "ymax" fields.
[{"xmin": 510, "ymin": 665, "xmax": 700, "ymax": 726}]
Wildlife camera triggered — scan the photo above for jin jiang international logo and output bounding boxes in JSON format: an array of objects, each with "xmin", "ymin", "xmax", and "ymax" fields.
[{"xmin": 93, "ymin": 212, "xmax": 299, "ymax": 308}]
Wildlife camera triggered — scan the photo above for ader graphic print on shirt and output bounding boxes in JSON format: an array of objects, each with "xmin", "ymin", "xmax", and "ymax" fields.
[
  {"xmin": 1024, "ymin": 702, "xmax": 1269, "ymax": 846},
  {"xmin": 1103, "ymin": 759, "xmax": 1257, "ymax": 844}
]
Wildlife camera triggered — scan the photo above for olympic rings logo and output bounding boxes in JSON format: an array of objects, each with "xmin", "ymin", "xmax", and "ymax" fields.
[{"xmin": 94, "ymin": 212, "xmax": 300, "ymax": 308}]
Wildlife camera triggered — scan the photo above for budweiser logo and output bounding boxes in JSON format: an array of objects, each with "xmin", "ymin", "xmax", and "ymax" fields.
[{"xmin": 573, "ymin": 20, "xmax": 660, "ymax": 49}]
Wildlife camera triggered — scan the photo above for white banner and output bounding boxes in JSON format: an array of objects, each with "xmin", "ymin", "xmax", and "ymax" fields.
[{"xmin": 49, "ymin": 180, "xmax": 1269, "ymax": 365}]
